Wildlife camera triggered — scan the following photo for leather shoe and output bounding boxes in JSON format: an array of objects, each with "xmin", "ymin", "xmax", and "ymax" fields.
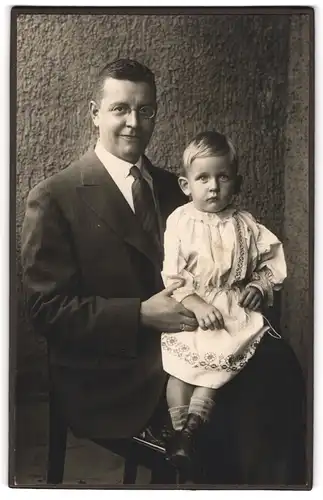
[{"xmin": 166, "ymin": 414, "xmax": 202, "ymax": 471}]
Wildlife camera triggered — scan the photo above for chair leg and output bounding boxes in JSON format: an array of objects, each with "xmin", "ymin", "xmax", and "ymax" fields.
[
  {"xmin": 175, "ymin": 468, "xmax": 189, "ymax": 484},
  {"xmin": 123, "ymin": 456, "xmax": 138, "ymax": 484},
  {"xmin": 47, "ymin": 392, "xmax": 68, "ymax": 484},
  {"xmin": 150, "ymin": 460, "xmax": 177, "ymax": 485}
]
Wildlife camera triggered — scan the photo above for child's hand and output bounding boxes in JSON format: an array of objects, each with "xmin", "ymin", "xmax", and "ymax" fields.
[
  {"xmin": 193, "ymin": 302, "xmax": 225, "ymax": 331},
  {"xmin": 239, "ymin": 286, "xmax": 263, "ymax": 311},
  {"xmin": 181, "ymin": 295, "xmax": 225, "ymax": 330}
]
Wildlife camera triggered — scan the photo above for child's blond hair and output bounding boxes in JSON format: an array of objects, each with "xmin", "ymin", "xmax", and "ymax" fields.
[{"xmin": 182, "ymin": 131, "xmax": 238, "ymax": 175}]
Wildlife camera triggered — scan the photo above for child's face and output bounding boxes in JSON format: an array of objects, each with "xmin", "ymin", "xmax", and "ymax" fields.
[{"xmin": 179, "ymin": 155, "xmax": 239, "ymax": 213}]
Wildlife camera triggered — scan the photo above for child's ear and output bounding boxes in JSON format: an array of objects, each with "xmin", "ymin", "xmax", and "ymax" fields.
[
  {"xmin": 235, "ymin": 175, "xmax": 243, "ymax": 195},
  {"xmin": 178, "ymin": 176, "xmax": 191, "ymax": 197}
]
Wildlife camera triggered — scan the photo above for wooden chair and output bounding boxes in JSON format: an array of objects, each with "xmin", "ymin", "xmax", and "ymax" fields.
[{"xmin": 46, "ymin": 384, "xmax": 180, "ymax": 486}]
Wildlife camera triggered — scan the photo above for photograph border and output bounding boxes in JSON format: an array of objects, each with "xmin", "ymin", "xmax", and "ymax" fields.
[{"xmin": 9, "ymin": 5, "xmax": 315, "ymax": 490}]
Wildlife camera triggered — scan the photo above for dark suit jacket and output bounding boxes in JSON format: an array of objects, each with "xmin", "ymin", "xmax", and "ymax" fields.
[{"xmin": 21, "ymin": 149, "xmax": 186, "ymax": 438}]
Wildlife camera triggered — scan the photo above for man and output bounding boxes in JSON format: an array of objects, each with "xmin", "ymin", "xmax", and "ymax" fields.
[{"xmin": 21, "ymin": 59, "xmax": 197, "ymax": 441}]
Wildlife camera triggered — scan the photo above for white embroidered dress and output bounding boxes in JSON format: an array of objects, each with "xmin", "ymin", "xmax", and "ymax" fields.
[{"xmin": 161, "ymin": 202, "xmax": 287, "ymax": 389}]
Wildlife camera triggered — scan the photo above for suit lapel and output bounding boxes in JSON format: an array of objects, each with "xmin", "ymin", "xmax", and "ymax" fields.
[{"xmin": 77, "ymin": 150, "xmax": 161, "ymax": 268}]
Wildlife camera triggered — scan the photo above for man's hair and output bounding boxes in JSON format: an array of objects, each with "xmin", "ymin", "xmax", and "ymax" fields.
[
  {"xmin": 93, "ymin": 58, "xmax": 157, "ymax": 102},
  {"xmin": 182, "ymin": 131, "xmax": 238, "ymax": 175}
]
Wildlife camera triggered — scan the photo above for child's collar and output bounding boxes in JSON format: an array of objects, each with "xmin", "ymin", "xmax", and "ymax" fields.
[{"xmin": 188, "ymin": 202, "xmax": 237, "ymax": 222}]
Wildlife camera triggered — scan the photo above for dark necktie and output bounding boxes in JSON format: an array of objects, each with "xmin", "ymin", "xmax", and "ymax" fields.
[{"xmin": 130, "ymin": 165, "xmax": 160, "ymax": 252}]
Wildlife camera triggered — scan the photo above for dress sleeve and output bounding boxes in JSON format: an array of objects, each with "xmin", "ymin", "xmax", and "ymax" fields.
[
  {"xmin": 246, "ymin": 221, "xmax": 287, "ymax": 307},
  {"xmin": 161, "ymin": 209, "xmax": 196, "ymax": 303}
]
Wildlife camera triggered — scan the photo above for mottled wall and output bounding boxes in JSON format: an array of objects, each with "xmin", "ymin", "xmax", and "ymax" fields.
[
  {"xmin": 282, "ymin": 15, "xmax": 311, "ymax": 376},
  {"xmin": 15, "ymin": 13, "xmax": 310, "ymax": 394}
]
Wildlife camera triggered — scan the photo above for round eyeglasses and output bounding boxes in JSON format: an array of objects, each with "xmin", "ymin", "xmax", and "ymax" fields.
[{"xmin": 110, "ymin": 104, "xmax": 156, "ymax": 120}]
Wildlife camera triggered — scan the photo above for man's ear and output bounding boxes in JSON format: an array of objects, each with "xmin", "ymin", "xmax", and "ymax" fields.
[
  {"xmin": 89, "ymin": 100, "xmax": 100, "ymax": 127},
  {"xmin": 178, "ymin": 176, "xmax": 191, "ymax": 197},
  {"xmin": 235, "ymin": 174, "xmax": 243, "ymax": 195}
]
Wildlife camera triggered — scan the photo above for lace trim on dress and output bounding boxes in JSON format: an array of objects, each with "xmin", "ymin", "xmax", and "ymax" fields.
[
  {"xmin": 161, "ymin": 334, "xmax": 263, "ymax": 373},
  {"xmin": 249, "ymin": 270, "xmax": 275, "ymax": 307},
  {"xmin": 225, "ymin": 214, "xmax": 249, "ymax": 287}
]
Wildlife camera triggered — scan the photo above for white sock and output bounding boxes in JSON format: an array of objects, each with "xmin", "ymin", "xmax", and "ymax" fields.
[
  {"xmin": 168, "ymin": 405, "xmax": 189, "ymax": 431},
  {"xmin": 188, "ymin": 397, "xmax": 215, "ymax": 423}
]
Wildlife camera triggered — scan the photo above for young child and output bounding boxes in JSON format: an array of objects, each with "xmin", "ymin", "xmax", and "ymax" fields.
[{"xmin": 161, "ymin": 131, "xmax": 287, "ymax": 469}]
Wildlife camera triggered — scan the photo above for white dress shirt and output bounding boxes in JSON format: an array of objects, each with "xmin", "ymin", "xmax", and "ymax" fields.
[{"xmin": 94, "ymin": 140, "xmax": 155, "ymax": 213}]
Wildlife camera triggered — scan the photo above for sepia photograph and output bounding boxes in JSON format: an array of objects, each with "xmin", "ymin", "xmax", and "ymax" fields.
[{"xmin": 10, "ymin": 6, "xmax": 313, "ymax": 490}]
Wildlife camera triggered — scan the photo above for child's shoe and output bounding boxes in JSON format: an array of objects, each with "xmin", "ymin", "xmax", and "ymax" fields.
[{"xmin": 166, "ymin": 414, "xmax": 202, "ymax": 471}]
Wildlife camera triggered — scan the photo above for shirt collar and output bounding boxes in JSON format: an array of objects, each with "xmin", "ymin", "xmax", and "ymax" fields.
[{"xmin": 95, "ymin": 140, "xmax": 143, "ymax": 179}]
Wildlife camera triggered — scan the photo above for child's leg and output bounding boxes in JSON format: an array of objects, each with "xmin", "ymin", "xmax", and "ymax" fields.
[
  {"xmin": 166, "ymin": 375, "xmax": 195, "ymax": 431},
  {"xmin": 166, "ymin": 384, "xmax": 217, "ymax": 469},
  {"xmin": 188, "ymin": 386, "xmax": 217, "ymax": 425}
]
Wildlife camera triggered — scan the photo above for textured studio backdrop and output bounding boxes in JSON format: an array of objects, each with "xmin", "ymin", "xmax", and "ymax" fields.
[{"xmin": 15, "ymin": 12, "xmax": 311, "ymax": 398}]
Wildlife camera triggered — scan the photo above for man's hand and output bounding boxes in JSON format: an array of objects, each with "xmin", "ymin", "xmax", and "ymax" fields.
[
  {"xmin": 140, "ymin": 282, "xmax": 199, "ymax": 333},
  {"xmin": 181, "ymin": 294, "xmax": 225, "ymax": 331},
  {"xmin": 239, "ymin": 286, "xmax": 263, "ymax": 311}
]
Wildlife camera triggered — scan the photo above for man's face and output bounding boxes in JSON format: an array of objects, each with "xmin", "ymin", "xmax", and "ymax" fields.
[{"xmin": 90, "ymin": 77, "xmax": 156, "ymax": 164}]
